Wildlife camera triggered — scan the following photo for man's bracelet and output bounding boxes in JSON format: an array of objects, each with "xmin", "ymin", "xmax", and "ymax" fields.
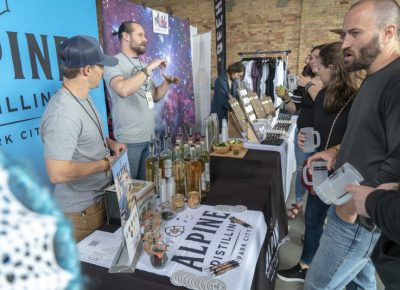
[
  {"xmin": 103, "ymin": 157, "xmax": 111, "ymax": 172},
  {"xmin": 141, "ymin": 67, "xmax": 150, "ymax": 78}
]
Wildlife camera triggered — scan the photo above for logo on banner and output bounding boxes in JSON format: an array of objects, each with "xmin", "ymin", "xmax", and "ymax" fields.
[
  {"xmin": 0, "ymin": 0, "xmax": 107, "ymax": 187},
  {"xmin": 266, "ymin": 218, "xmax": 280, "ymax": 281},
  {"xmin": 0, "ymin": 0, "xmax": 10, "ymax": 16},
  {"xmin": 170, "ymin": 210, "xmax": 254, "ymax": 272},
  {"xmin": 165, "ymin": 225, "xmax": 185, "ymax": 237},
  {"xmin": 214, "ymin": 0, "xmax": 226, "ymax": 76}
]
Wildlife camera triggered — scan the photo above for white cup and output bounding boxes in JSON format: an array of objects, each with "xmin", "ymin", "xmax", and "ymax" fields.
[
  {"xmin": 303, "ymin": 160, "xmax": 329, "ymax": 188},
  {"xmin": 314, "ymin": 162, "xmax": 364, "ymax": 205},
  {"xmin": 300, "ymin": 127, "xmax": 321, "ymax": 153}
]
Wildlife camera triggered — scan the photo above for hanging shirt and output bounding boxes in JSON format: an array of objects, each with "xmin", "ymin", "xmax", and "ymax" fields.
[
  {"xmin": 273, "ymin": 59, "xmax": 285, "ymax": 107},
  {"xmin": 260, "ymin": 62, "xmax": 269, "ymax": 98},
  {"xmin": 243, "ymin": 61, "xmax": 254, "ymax": 91}
]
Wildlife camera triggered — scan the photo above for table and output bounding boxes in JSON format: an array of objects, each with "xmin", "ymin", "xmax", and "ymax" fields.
[
  {"xmin": 244, "ymin": 115, "xmax": 297, "ymax": 201},
  {"xmin": 82, "ymin": 149, "xmax": 288, "ymax": 290}
]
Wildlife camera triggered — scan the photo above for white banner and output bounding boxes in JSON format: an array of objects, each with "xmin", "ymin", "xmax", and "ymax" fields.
[
  {"xmin": 191, "ymin": 31, "xmax": 211, "ymax": 135},
  {"xmin": 137, "ymin": 205, "xmax": 267, "ymax": 290}
]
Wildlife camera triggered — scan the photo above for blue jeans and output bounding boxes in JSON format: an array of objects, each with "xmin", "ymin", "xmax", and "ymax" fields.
[
  {"xmin": 305, "ymin": 207, "xmax": 380, "ymax": 290},
  {"xmin": 300, "ymin": 193, "xmax": 330, "ymax": 265},
  {"xmin": 294, "ymin": 129, "xmax": 314, "ymax": 203},
  {"xmin": 127, "ymin": 142, "xmax": 149, "ymax": 180}
]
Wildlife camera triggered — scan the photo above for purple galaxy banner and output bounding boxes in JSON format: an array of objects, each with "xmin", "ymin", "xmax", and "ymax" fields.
[{"xmin": 101, "ymin": 0, "xmax": 195, "ymax": 139}]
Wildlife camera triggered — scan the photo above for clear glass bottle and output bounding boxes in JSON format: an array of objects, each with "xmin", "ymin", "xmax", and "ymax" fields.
[
  {"xmin": 196, "ymin": 144, "xmax": 206, "ymax": 198},
  {"xmin": 162, "ymin": 127, "xmax": 173, "ymax": 179},
  {"xmin": 145, "ymin": 140, "xmax": 159, "ymax": 194},
  {"xmin": 185, "ymin": 146, "xmax": 202, "ymax": 194},
  {"xmin": 183, "ymin": 143, "xmax": 191, "ymax": 163},
  {"xmin": 172, "ymin": 145, "xmax": 186, "ymax": 196},
  {"xmin": 176, "ymin": 126, "xmax": 184, "ymax": 156},
  {"xmin": 155, "ymin": 138, "xmax": 163, "ymax": 193},
  {"xmin": 200, "ymin": 139, "xmax": 210, "ymax": 197},
  {"xmin": 187, "ymin": 126, "xmax": 193, "ymax": 147}
]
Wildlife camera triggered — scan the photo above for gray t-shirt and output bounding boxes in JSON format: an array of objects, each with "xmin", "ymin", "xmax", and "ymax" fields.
[
  {"xmin": 40, "ymin": 89, "xmax": 111, "ymax": 212},
  {"xmin": 104, "ymin": 53, "xmax": 155, "ymax": 144}
]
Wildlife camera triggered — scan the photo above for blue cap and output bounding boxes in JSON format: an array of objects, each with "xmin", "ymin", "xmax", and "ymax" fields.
[{"xmin": 60, "ymin": 35, "xmax": 118, "ymax": 68}]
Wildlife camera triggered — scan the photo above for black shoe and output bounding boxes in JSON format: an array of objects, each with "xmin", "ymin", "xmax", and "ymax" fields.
[{"xmin": 277, "ymin": 263, "xmax": 307, "ymax": 283}]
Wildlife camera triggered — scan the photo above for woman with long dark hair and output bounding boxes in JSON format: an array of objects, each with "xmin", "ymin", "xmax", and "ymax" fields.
[
  {"xmin": 277, "ymin": 45, "xmax": 324, "ymax": 219},
  {"xmin": 277, "ymin": 42, "xmax": 362, "ymax": 283}
]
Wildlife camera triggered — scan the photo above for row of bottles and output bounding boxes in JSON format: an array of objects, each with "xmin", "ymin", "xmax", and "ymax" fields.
[{"xmin": 145, "ymin": 127, "xmax": 211, "ymax": 200}]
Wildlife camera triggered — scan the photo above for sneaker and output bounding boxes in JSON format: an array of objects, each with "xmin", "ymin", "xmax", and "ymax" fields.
[{"xmin": 277, "ymin": 263, "xmax": 307, "ymax": 282}]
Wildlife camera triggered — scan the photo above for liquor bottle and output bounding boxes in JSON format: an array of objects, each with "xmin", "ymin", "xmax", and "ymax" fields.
[
  {"xmin": 155, "ymin": 138, "xmax": 164, "ymax": 191},
  {"xmin": 176, "ymin": 126, "xmax": 184, "ymax": 156},
  {"xmin": 145, "ymin": 140, "xmax": 159, "ymax": 194},
  {"xmin": 185, "ymin": 146, "xmax": 202, "ymax": 194},
  {"xmin": 200, "ymin": 139, "xmax": 211, "ymax": 196},
  {"xmin": 162, "ymin": 127, "xmax": 173, "ymax": 179},
  {"xmin": 172, "ymin": 145, "xmax": 186, "ymax": 195},
  {"xmin": 183, "ymin": 143, "xmax": 191, "ymax": 163},
  {"xmin": 188, "ymin": 126, "xmax": 193, "ymax": 147},
  {"xmin": 196, "ymin": 144, "xmax": 206, "ymax": 198}
]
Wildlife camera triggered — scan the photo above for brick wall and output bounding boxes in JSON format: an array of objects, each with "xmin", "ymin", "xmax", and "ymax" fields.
[{"xmin": 99, "ymin": 0, "xmax": 373, "ymax": 78}]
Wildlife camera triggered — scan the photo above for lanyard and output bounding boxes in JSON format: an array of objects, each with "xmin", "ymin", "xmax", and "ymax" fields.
[
  {"xmin": 62, "ymin": 84, "xmax": 109, "ymax": 154},
  {"xmin": 121, "ymin": 52, "xmax": 151, "ymax": 94},
  {"xmin": 122, "ymin": 52, "xmax": 145, "ymax": 71}
]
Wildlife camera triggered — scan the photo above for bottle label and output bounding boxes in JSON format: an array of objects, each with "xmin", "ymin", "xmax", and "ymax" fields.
[
  {"xmin": 201, "ymin": 172, "xmax": 206, "ymax": 191},
  {"xmin": 164, "ymin": 159, "xmax": 172, "ymax": 178},
  {"xmin": 205, "ymin": 163, "xmax": 210, "ymax": 182}
]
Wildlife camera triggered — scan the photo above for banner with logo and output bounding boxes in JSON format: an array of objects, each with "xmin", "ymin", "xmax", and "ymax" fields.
[
  {"xmin": 0, "ymin": 0, "xmax": 107, "ymax": 186},
  {"xmin": 101, "ymin": 0, "xmax": 195, "ymax": 140},
  {"xmin": 214, "ymin": 0, "xmax": 226, "ymax": 76},
  {"xmin": 136, "ymin": 205, "xmax": 267, "ymax": 290}
]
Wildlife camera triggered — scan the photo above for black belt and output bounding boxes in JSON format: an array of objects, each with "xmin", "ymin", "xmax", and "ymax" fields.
[{"xmin": 355, "ymin": 215, "xmax": 381, "ymax": 233}]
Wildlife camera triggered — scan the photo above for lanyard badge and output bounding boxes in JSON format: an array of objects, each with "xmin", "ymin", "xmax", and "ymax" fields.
[{"xmin": 146, "ymin": 91, "xmax": 154, "ymax": 110}]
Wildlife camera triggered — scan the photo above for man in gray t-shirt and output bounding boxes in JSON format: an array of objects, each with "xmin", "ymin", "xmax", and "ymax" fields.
[
  {"xmin": 40, "ymin": 35, "xmax": 125, "ymax": 242},
  {"xmin": 104, "ymin": 21, "xmax": 179, "ymax": 180}
]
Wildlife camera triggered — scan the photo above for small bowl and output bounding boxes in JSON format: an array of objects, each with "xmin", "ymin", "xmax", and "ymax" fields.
[
  {"xmin": 230, "ymin": 142, "xmax": 243, "ymax": 152},
  {"xmin": 213, "ymin": 144, "xmax": 230, "ymax": 154}
]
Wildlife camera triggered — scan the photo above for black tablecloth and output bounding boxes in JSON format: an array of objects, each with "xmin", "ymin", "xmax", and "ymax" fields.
[{"xmin": 81, "ymin": 149, "xmax": 288, "ymax": 290}]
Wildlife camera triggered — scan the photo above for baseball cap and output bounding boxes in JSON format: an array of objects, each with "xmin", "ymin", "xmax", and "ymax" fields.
[{"xmin": 60, "ymin": 35, "xmax": 118, "ymax": 68}]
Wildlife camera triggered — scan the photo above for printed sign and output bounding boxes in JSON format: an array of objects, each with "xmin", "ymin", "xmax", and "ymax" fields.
[{"xmin": 0, "ymin": 0, "xmax": 108, "ymax": 187}]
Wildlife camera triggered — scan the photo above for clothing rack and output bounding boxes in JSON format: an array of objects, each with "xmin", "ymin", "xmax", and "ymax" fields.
[
  {"xmin": 238, "ymin": 50, "xmax": 291, "ymax": 58},
  {"xmin": 239, "ymin": 50, "xmax": 291, "ymax": 88},
  {"xmin": 238, "ymin": 50, "xmax": 291, "ymax": 69}
]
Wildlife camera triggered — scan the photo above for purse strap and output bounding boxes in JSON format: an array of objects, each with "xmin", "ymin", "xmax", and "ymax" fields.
[{"xmin": 324, "ymin": 98, "xmax": 352, "ymax": 150}]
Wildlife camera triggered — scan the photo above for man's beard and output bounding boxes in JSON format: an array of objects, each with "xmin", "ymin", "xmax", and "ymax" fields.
[
  {"xmin": 132, "ymin": 44, "xmax": 146, "ymax": 56},
  {"xmin": 344, "ymin": 35, "xmax": 381, "ymax": 72}
]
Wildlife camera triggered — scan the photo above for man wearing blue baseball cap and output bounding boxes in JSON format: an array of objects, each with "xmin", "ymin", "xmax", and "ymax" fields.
[{"xmin": 40, "ymin": 35, "xmax": 126, "ymax": 242}]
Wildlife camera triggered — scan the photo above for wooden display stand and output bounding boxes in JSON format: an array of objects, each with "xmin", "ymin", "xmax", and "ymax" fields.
[
  {"xmin": 228, "ymin": 96, "xmax": 247, "ymax": 132},
  {"xmin": 237, "ymin": 89, "xmax": 257, "ymax": 123},
  {"xmin": 260, "ymin": 96, "xmax": 276, "ymax": 117},
  {"xmin": 228, "ymin": 96, "xmax": 259, "ymax": 144},
  {"xmin": 248, "ymin": 92, "xmax": 267, "ymax": 119},
  {"xmin": 228, "ymin": 112, "xmax": 242, "ymax": 138}
]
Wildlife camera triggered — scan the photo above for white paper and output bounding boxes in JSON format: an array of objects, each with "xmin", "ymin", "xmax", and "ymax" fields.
[{"xmin": 78, "ymin": 230, "xmax": 123, "ymax": 268}]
